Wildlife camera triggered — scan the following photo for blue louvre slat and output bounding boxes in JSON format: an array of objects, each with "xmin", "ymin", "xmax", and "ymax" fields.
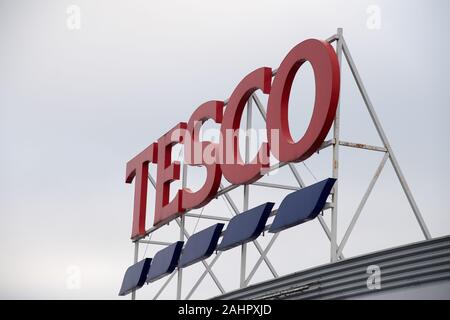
[
  {"xmin": 217, "ymin": 202, "xmax": 275, "ymax": 251},
  {"xmin": 269, "ymin": 178, "xmax": 336, "ymax": 233},
  {"xmin": 147, "ymin": 241, "xmax": 184, "ymax": 283},
  {"xmin": 179, "ymin": 223, "xmax": 225, "ymax": 268},
  {"xmin": 118, "ymin": 258, "xmax": 152, "ymax": 296}
]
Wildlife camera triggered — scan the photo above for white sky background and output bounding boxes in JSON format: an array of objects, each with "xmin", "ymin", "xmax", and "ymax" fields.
[{"xmin": 0, "ymin": 0, "xmax": 449, "ymax": 299}]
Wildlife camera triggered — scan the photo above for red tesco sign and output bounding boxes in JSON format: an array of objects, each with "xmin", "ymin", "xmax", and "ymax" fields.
[{"xmin": 126, "ymin": 38, "xmax": 340, "ymax": 239}]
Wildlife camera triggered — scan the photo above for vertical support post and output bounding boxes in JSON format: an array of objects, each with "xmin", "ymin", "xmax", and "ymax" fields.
[
  {"xmin": 331, "ymin": 27, "xmax": 343, "ymax": 262},
  {"xmin": 177, "ymin": 164, "xmax": 188, "ymax": 299},
  {"xmin": 241, "ymin": 98, "xmax": 252, "ymax": 288},
  {"xmin": 131, "ymin": 241, "xmax": 139, "ymax": 300}
]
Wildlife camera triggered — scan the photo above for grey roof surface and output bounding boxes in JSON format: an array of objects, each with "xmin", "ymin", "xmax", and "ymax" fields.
[{"xmin": 215, "ymin": 235, "xmax": 450, "ymax": 300}]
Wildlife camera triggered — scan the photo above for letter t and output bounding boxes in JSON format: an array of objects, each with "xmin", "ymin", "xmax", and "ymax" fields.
[{"xmin": 125, "ymin": 143, "xmax": 158, "ymax": 239}]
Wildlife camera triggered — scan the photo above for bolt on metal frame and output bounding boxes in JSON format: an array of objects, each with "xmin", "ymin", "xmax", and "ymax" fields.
[{"xmin": 128, "ymin": 28, "xmax": 431, "ymax": 300}]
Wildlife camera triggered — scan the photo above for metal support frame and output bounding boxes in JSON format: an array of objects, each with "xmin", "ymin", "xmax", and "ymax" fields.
[
  {"xmin": 245, "ymin": 233, "xmax": 280, "ymax": 286},
  {"xmin": 128, "ymin": 28, "xmax": 431, "ymax": 300},
  {"xmin": 185, "ymin": 252, "xmax": 223, "ymax": 299},
  {"xmin": 337, "ymin": 152, "xmax": 389, "ymax": 256},
  {"xmin": 219, "ymin": 183, "xmax": 279, "ymax": 278},
  {"xmin": 175, "ymin": 219, "xmax": 226, "ymax": 294},
  {"xmin": 340, "ymin": 37, "xmax": 431, "ymax": 240},
  {"xmin": 252, "ymin": 92, "xmax": 344, "ymax": 260}
]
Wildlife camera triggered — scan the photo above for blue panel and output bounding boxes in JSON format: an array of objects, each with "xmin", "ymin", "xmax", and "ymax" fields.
[
  {"xmin": 118, "ymin": 258, "xmax": 152, "ymax": 296},
  {"xmin": 269, "ymin": 178, "xmax": 336, "ymax": 233},
  {"xmin": 147, "ymin": 241, "xmax": 184, "ymax": 283},
  {"xmin": 217, "ymin": 202, "xmax": 275, "ymax": 251},
  {"xmin": 179, "ymin": 223, "xmax": 224, "ymax": 268}
]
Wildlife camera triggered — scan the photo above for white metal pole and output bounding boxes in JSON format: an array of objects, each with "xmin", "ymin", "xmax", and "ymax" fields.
[
  {"xmin": 241, "ymin": 98, "xmax": 252, "ymax": 288},
  {"xmin": 177, "ymin": 164, "xmax": 187, "ymax": 299},
  {"xmin": 131, "ymin": 241, "xmax": 139, "ymax": 300},
  {"xmin": 331, "ymin": 28, "xmax": 343, "ymax": 262}
]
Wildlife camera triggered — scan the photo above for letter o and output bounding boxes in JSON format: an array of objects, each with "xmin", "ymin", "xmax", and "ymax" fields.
[{"xmin": 267, "ymin": 39, "xmax": 340, "ymax": 163}]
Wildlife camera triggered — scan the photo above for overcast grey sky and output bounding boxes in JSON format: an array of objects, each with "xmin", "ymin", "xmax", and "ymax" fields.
[{"xmin": 0, "ymin": 0, "xmax": 449, "ymax": 299}]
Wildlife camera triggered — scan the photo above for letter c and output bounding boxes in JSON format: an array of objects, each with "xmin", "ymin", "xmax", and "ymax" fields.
[{"xmin": 220, "ymin": 67, "xmax": 272, "ymax": 185}]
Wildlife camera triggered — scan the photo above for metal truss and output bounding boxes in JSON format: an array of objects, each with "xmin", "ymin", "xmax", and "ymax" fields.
[{"xmin": 128, "ymin": 28, "xmax": 431, "ymax": 300}]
